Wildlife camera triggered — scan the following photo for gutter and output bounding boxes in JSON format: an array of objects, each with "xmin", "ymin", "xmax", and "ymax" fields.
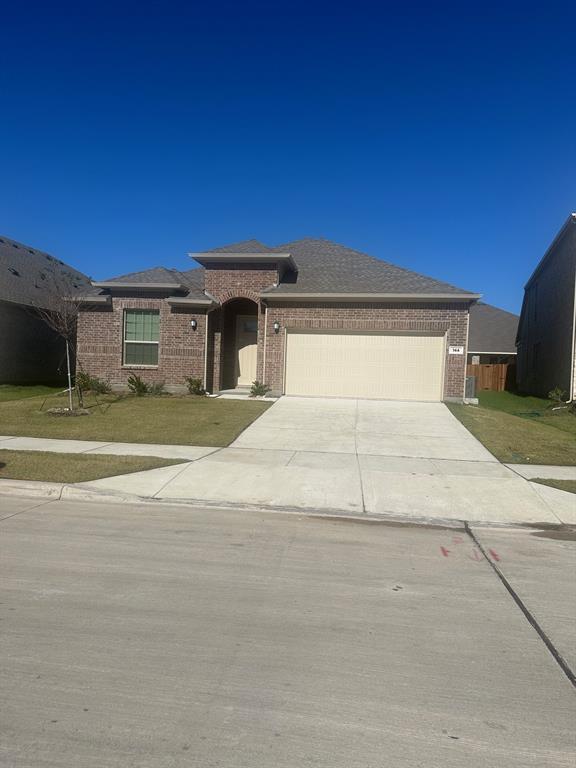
[
  {"xmin": 69, "ymin": 295, "xmax": 111, "ymax": 305},
  {"xmin": 92, "ymin": 281, "xmax": 188, "ymax": 292},
  {"xmin": 261, "ymin": 292, "xmax": 481, "ymax": 302},
  {"xmin": 165, "ymin": 296, "xmax": 216, "ymax": 307}
]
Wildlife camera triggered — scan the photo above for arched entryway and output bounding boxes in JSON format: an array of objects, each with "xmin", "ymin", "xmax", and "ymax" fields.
[{"xmin": 221, "ymin": 298, "xmax": 259, "ymax": 389}]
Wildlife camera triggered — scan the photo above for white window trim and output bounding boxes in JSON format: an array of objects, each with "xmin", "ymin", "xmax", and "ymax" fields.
[{"xmin": 122, "ymin": 310, "xmax": 160, "ymax": 368}]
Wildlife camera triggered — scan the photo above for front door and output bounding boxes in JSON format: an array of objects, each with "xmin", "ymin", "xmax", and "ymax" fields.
[{"xmin": 235, "ymin": 315, "xmax": 258, "ymax": 386}]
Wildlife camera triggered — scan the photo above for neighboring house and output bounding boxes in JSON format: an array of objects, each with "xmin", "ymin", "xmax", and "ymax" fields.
[
  {"xmin": 516, "ymin": 214, "xmax": 576, "ymax": 400},
  {"xmin": 467, "ymin": 302, "xmax": 519, "ymax": 364},
  {"xmin": 0, "ymin": 235, "xmax": 91, "ymax": 384},
  {"xmin": 76, "ymin": 238, "xmax": 480, "ymax": 402}
]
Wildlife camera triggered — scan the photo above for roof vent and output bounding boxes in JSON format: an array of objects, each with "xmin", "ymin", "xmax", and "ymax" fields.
[
  {"xmin": 12, "ymin": 243, "xmax": 19, "ymax": 249},
  {"xmin": 8, "ymin": 267, "xmax": 20, "ymax": 276}
]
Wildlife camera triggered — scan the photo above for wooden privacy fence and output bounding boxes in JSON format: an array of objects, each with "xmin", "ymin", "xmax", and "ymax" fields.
[{"xmin": 466, "ymin": 363, "xmax": 515, "ymax": 392}]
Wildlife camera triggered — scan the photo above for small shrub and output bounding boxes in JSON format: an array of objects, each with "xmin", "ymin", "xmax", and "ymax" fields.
[
  {"xmin": 76, "ymin": 371, "xmax": 111, "ymax": 394},
  {"xmin": 75, "ymin": 371, "xmax": 92, "ymax": 392},
  {"xmin": 148, "ymin": 381, "xmax": 167, "ymax": 396},
  {"xmin": 185, "ymin": 377, "xmax": 206, "ymax": 396},
  {"xmin": 548, "ymin": 386, "xmax": 567, "ymax": 404},
  {"xmin": 250, "ymin": 380, "xmax": 271, "ymax": 398},
  {"xmin": 127, "ymin": 374, "xmax": 150, "ymax": 396}
]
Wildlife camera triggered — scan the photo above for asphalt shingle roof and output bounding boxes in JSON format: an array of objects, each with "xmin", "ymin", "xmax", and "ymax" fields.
[
  {"xmin": 264, "ymin": 238, "xmax": 474, "ymax": 295},
  {"xmin": 0, "ymin": 235, "xmax": 91, "ymax": 309},
  {"xmin": 468, "ymin": 302, "xmax": 519, "ymax": 354},
  {"xmin": 103, "ymin": 266, "xmax": 206, "ymax": 298},
  {"xmin": 96, "ymin": 237, "xmax": 477, "ymax": 298}
]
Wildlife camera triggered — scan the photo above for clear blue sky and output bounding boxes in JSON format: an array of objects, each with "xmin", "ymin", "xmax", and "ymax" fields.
[{"xmin": 1, "ymin": 1, "xmax": 574, "ymax": 313}]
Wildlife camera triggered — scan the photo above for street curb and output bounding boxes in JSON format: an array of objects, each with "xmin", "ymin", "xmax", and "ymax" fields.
[
  {"xmin": 0, "ymin": 477, "xmax": 569, "ymax": 530},
  {"xmin": 0, "ymin": 479, "xmax": 64, "ymax": 499}
]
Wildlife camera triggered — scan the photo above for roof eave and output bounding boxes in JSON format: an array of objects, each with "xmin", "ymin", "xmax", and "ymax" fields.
[
  {"xmin": 190, "ymin": 252, "xmax": 298, "ymax": 272},
  {"xmin": 261, "ymin": 292, "xmax": 481, "ymax": 302},
  {"xmin": 524, "ymin": 212, "xmax": 576, "ymax": 289},
  {"xmin": 69, "ymin": 294, "xmax": 112, "ymax": 305},
  {"xmin": 91, "ymin": 281, "xmax": 188, "ymax": 292},
  {"xmin": 165, "ymin": 296, "xmax": 218, "ymax": 308}
]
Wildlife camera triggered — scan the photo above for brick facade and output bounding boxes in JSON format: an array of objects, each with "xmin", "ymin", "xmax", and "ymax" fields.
[
  {"xmin": 76, "ymin": 265, "xmax": 470, "ymax": 400},
  {"xmin": 77, "ymin": 295, "xmax": 207, "ymax": 391},
  {"xmin": 262, "ymin": 302, "xmax": 469, "ymax": 399},
  {"xmin": 203, "ymin": 264, "xmax": 277, "ymax": 392}
]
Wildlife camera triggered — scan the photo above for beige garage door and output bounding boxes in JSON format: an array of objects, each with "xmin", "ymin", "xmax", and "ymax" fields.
[{"xmin": 285, "ymin": 331, "xmax": 445, "ymax": 401}]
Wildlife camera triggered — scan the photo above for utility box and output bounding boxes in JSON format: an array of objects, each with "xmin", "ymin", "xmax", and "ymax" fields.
[{"xmin": 465, "ymin": 375, "xmax": 476, "ymax": 399}]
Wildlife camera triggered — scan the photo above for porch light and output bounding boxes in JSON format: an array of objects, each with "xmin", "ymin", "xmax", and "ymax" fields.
[
  {"xmin": 273, "ymin": 321, "xmax": 280, "ymax": 334},
  {"xmin": 190, "ymin": 319, "xmax": 197, "ymax": 330}
]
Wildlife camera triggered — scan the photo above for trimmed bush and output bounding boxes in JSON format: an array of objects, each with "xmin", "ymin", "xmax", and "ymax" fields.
[
  {"xmin": 185, "ymin": 377, "xmax": 206, "ymax": 396},
  {"xmin": 250, "ymin": 380, "xmax": 271, "ymax": 398}
]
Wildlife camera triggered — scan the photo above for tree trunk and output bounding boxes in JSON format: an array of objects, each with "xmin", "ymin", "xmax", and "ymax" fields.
[{"xmin": 66, "ymin": 340, "xmax": 73, "ymax": 411}]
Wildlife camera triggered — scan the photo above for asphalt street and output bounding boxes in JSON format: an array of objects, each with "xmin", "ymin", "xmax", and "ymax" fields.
[{"xmin": 1, "ymin": 495, "xmax": 575, "ymax": 767}]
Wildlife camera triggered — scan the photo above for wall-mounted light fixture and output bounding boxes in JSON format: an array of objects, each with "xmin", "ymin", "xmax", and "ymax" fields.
[
  {"xmin": 190, "ymin": 319, "xmax": 198, "ymax": 330},
  {"xmin": 273, "ymin": 321, "xmax": 280, "ymax": 334}
]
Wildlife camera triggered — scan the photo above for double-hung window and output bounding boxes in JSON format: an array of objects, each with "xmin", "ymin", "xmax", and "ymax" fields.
[{"xmin": 123, "ymin": 309, "xmax": 160, "ymax": 366}]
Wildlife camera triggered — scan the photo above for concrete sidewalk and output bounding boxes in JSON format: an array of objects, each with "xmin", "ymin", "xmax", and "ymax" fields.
[
  {"xmin": 0, "ymin": 434, "xmax": 216, "ymax": 460},
  {"xmin": 506, "ymin": 464, "xmax": 576, "ymax": 481}
]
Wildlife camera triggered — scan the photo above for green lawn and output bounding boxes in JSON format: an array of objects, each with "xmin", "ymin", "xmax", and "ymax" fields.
[
  {"xmin": 448, "ymin": 394, "xmax": 576, "ymax": 466},
  {"xmin": 477, "ymin": 391, "xmax": 575, "ymax": 436},
  {"xmin": 531, "ymin": 479, "xmax": 576, "ymax": 496},
  {"xmin": 0, "ymin": 384, "xmax": 65, "ymax": 403},
  {"xmin": 0, "ymin": 449, "xmax": 184, "ymax": 483},
  {"xmin": 0, "ymin": 391, "xmax": 271, "ymax": 446}
]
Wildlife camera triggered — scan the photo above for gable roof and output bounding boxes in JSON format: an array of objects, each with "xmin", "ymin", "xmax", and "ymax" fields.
[
  {"xmin": 468, "ymin": 302, "xmax": 519, "ymax": 354},
  {"xmin": 0, "ymin": 235, "xmax": 91, "ymax": 309}
]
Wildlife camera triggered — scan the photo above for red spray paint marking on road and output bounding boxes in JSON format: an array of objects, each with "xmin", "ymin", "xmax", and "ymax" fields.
[
  {"xmin": 468, "ymin": 548, "xmax": 482, "ymax": 562},
  {"xmin": 489, "ymin": 549, "xmax": 501, "ymax": 562},
  {"xmin": 440, "ymin": 546, "xmax": 450, "ymax": 557}
]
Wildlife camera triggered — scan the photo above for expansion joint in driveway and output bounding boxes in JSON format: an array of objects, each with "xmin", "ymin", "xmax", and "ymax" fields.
[
  {"xmin": 354, "ymin": 399, "xmax": 367, "ymax": 514},
  {"xmin": 464, "ymin": 522, "xmax": 576, "ymax": 690}
]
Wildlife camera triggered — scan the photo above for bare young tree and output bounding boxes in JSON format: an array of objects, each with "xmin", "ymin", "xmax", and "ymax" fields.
[{"xmin": 29, "ymin": 271, "xmax": 85, "ymax": 411}]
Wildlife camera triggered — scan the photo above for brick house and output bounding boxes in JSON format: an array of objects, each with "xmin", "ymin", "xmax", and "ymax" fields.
[
  {"xmin": 516, "ymin": 213, "xmax": 576, "ymax": 400},
  {"xmin": 76, "ymin": 238, "xmax": 480, "ymax": 401}
]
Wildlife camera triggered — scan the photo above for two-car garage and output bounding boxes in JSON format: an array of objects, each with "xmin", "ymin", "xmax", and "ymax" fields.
[{"xmin": 284, "ymin": 330, "xmax": 446, "ymax": 401}]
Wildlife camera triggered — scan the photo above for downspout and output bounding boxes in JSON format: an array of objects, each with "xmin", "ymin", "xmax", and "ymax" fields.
[
  {"xmin": 203, "ymin": 309, "xmax": 212, "ymax": 392},
  {"xmin": 463, "ymin": 307, "xmax": 471, "ymax": 401},
  {"xmin": 569, "ymin": 273, "xmax": 576, "ymax": 402},
  {"xmin": 262, "ymin": 303, "xmax": 268, "ymax": 384}
]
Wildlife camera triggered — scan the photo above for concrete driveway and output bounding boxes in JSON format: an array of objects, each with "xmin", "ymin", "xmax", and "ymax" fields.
[
  {"xmin": 82, "ymin": 398, "xmax": 565, "ymax": 525},
  {"xmin": 1, "ymin": 496, "xmax": 575, "ymax": 767}
]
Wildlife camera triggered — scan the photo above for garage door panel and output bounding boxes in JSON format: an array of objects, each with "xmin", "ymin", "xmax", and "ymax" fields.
[{"xmin": 285, "ymin": 332, "xmax": 445, "ymax": 401}]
